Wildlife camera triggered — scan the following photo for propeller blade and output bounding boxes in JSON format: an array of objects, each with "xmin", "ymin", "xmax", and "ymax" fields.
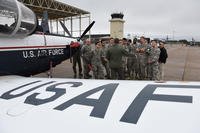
[
  {"xmin": 78, "ymin": 21, "xmax": 95, "ymax": 41},
  {"xmin": 59, "ymin": 21, "xmax": 72, "ymax": 37}
]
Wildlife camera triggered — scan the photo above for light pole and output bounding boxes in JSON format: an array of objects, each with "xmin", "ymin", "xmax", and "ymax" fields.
[{"xmin": 172, "ymin": 30, "xmax": 175, "ymax": 40}]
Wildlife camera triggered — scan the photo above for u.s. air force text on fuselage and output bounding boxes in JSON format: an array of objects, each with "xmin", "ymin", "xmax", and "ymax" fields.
[{"xmin": 22, "ymin": 49, "xmax": 64, "ymax": 59}]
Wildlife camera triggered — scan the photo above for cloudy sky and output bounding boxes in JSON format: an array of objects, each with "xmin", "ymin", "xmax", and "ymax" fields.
[{"xmin": 59, "ymin": 0, "xmax": 200, "ymax": 41}]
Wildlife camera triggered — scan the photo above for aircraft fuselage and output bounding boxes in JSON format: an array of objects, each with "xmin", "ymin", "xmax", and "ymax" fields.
[{"xmin": 0, "ymin": 34, "xmax": 78, "ymax": 76}]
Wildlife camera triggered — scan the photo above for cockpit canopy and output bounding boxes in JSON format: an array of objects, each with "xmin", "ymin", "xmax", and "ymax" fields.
[{"xmin": 0, "ymin": 0, "xmax": 37, "ymax": 38}]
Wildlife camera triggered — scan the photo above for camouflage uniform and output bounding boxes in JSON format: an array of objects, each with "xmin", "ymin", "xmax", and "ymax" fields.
[
  {"xmin": 121, "ymin": 45, "xmax": 128, "ymax": 78},
  {"xmin": 91, "ymin": 49, "xmax": 104, "ymax": 79},
  {"xmin": 127, "ymin": 44, "xmax": 137, "ymax": 79},
  {"xmin": 148, "ymin": 47, "xmax": 160, "ymax": 80},
  {"xmin": 101, "ymin": 45, "xmax": 110, "ymax": 79},
  {"xmin": 146, "ymin": 44, "xmax": 152, "ymax": 80},
  {"xmin": 136, "ymin": 43, "xmax": 148, "ymax": 80},
  {"xmin": 134, "ymin": 43, "xmax": 140, "ymax": 79},
  {"xmin": 81, "ymin": 44, "xmax": 92, "ymax": 79}
]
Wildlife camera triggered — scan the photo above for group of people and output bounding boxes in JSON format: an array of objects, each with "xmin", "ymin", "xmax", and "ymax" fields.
[{"xmin": 72, "ymin": 36, "xmax": 168, "ymax": 81}]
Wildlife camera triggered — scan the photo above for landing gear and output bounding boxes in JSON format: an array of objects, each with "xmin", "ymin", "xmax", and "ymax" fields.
[{"xmin": 47, "ymin": 61, "xmax": 53, "ymax": 78}]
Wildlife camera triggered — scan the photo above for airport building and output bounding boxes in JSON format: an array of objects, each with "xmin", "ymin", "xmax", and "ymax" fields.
[{"xmin": 110, "ymin": 13, "xmax": 125, "ymax": 39}]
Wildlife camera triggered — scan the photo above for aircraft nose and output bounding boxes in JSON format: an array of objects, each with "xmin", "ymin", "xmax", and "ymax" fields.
[{"xmin": 70, "ymin": 42, "xmax": 80, "ymax": 48}]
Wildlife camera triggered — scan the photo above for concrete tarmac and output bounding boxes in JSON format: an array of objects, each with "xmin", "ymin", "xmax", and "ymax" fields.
[
  {"xmin": 164, "ymin": 45, "xmax": 200, "ymax": 81},
  {"xmin": 35, "ymin": 45, "xmax": 200, "ymax": 81}
]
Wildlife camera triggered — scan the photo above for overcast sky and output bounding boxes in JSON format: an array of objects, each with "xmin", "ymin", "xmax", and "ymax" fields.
[{"xmin": 59, "ymin": 0, "xmax": 200, "ymax": 41}]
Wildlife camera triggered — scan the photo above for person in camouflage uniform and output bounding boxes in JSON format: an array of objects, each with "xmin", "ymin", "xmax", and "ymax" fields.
[
  {"xmin": 136, "ymin": 36, "xmax": 148, "ymax": 80},
  {"xmin": 147, "ymin": 40, "xmax": 160, "ymax": 80},
  {"xmin": 108, "ymin": 37, "xmax": 114, "ymax": 49},
  {"xmin": 90, "ymin": 41, "xmax": 105, "ymax": 79},
  {"xmin": 133, "ymin": 38, "xmax": 140, "ymax": 79},
  {"xmin": 81, "ymin": 39, "xmax": 92, "ymax": 79},
  {"xmin": 121, "ymin": 38, "xmax": 129, "ymax": 78},
  {"xmin": 146, "ymin": 40, "xmax": 153, "ymax": 80},
  {"xmin": 127, "ymin": 39, "xmax": 137, "ymax": 79},
  {"xmin": 101, "ymin": 40, "xmax": 110, "ymax": 79}
]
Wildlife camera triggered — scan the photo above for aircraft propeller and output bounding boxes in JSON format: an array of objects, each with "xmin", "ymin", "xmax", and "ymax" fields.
[
  {"xmin": 77, "ymin": 21, "xmax": 95, "ymax": 41},
  {"xmin": 59, "ymin": 20, "xmax": 95, "ymax": 41},
  {"xmin": 59, "ymin": 20, "xmax": 95, "ymax": 63},
  {"xmin": 59, "ymin": 21, "xmax": 72, "ymax": 37}
]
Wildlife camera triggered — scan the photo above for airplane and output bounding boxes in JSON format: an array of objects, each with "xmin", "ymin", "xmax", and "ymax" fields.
[
  {"xmin": 0, "ymin": 76, "xmax": 200, "ymax": 133},
  {"xmin": 0, "ymin": 0, "xmax": 95, "ymax": 77}
]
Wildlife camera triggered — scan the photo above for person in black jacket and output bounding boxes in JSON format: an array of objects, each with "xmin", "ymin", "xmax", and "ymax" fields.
[{"xmin": 158, "ymin": 41, "xmax": 168, "ymax": 81}]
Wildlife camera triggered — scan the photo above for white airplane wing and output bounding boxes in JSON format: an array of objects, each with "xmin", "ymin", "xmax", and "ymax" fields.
[{"xmin": 0, "ymin": 76, "xmax": 200, "ymax": 133}]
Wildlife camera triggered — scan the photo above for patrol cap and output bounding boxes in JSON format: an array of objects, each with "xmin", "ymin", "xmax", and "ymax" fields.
[
  {"xmin": 114, "ymin": 38, "xmax": 119, "ymax": 44},
  {"xmin": 101, "ymin": 39, "xmax": 105, "ymax": 45},
  {"xmin": 122, "ymin": 38, "xmax": 127, "ymax": 41},
  {"xmin": 159, "ymin": 41, "xmax": 166, "ymax": 45}
]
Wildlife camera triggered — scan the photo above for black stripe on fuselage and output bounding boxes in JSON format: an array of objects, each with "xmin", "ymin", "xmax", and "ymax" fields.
[{"xmin": 0, "ymin": 45, "xmax": 77, "ymax": 76}]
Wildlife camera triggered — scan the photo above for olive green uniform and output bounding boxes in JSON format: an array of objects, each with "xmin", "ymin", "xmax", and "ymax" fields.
[{"xmin": 106, "ymin": 44, "xmax": 131, "ymax": 80}]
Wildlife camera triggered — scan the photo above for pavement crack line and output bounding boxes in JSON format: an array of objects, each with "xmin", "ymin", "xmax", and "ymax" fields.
[{"xmin": 182, "ymin": 47, "xmax": 190, "ymax": 81}]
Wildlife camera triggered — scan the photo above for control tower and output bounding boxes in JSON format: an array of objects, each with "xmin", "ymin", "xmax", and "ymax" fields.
[{"xmin": 109, "ymin": 13, "xmax": 125, "ymax": 39}]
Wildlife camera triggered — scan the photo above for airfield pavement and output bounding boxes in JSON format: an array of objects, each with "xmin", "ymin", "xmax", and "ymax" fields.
[{"xmin": 35, "ymin": 44, "xmax": 200, "ymax": 81}]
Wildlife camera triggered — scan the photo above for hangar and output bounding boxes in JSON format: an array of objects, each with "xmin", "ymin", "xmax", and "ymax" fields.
[{"xmin": 18, "ymin": 0, "xmax": 91, "ymax": 37}]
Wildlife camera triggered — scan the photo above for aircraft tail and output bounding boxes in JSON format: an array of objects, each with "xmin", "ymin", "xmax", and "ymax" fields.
[{"xmin": 41, "ymin": 11, "xmax": 50, "ymax": 33}]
